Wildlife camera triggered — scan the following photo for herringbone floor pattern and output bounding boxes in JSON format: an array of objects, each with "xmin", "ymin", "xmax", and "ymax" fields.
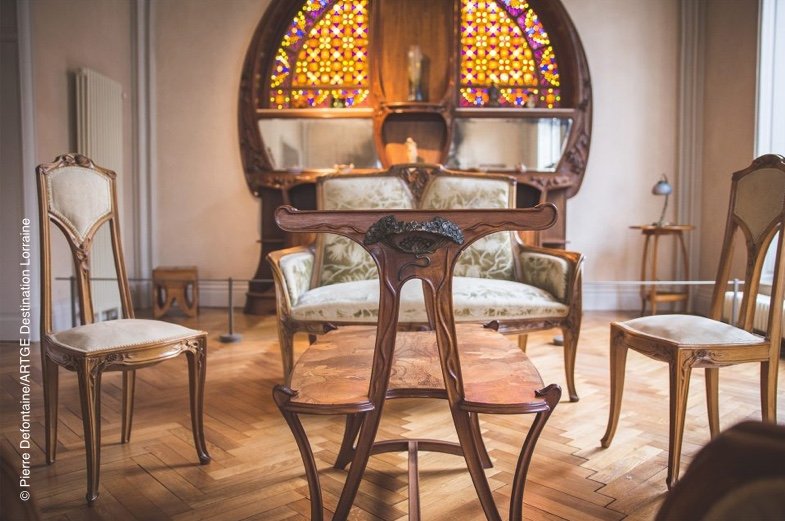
[{"xmin": 1, "ymin": 310, "xmax": 782, "ymax": 520}]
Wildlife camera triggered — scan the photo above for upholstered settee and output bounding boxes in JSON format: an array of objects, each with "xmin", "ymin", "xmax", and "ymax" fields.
[{"xmin": 267, "ymin": 164, "xmax": 585, "ymax": 400}]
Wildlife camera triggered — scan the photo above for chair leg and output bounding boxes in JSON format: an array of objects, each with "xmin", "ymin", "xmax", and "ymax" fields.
[
  {"xmin": 705, "ymin": 367, "xmax": 720, "ymax": 438},
  {"xmin": 41, "ymin": 351, "xmax": 59, "ymax": 465},
  {"xmin": 666, "ymin": 352, "xmax": 693, "ymax": 490},
  {"xmin": 273, "ymin": 386, "xmax": 324, "ymax": 521},
  {"xmin": 510, "ymin": 384, "xmax": 561, "ymax": 521},
  {"xmin": 517, "ymin": 334, "xmax": 528, "ymax": 352},
  {"xmin": 334, "ymin": 413, "xmax": 363, "ymax": 470},
  {"xmin": 561, "ymin": 324, "xmax": 580, "ymax": 402},
  {"xmin": 77, "ymin": 358, "xmax": 103, "ymax": 504},
  {"xmin": 761, "ymin": 359, "xmax": 779, "ymax": 423},
  {"xmin": 601, "ymin": 327, "xmax": 628, "ymax": 448},
  {"xmin": 452, "ymin": 410, "xmax": 502, "ymax": 521},
  {"xmin": 121, "ymin": 370, "xmax": 135, "ymax": 443},
  {"xmin": 334, "ymin": 407, "xmax": 387, "ymax": 520},
  {"xmin": 186, "ymin": 341, "xmax": 211, "ymax": 464},
  {"xmin": 469, "ymin": 412, "xmax": 492, "ymax": 469},
  {"xmin": 277, "ymin": 323, "xmax": 296, "ymax": 385}
]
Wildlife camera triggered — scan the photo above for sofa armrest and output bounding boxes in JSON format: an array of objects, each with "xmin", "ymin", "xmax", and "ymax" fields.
[
  {"xmin": 517, "ymin": 244, "xmax": 584, "ymax": 304},
  {"xmin": 267, "ymin": 246, "xmax": 315, "ymax": 310}
]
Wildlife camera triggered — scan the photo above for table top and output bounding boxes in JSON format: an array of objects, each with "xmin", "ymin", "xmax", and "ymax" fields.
[{"xmin": 629, "ymin": 224, "xmax": 695, "ymax": 233}]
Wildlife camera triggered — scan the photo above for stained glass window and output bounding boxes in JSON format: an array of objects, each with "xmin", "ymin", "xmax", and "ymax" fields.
[
  {"xmin": 268, "ymin": 0, "xmax": 370, "ymax": 109},
  {"xmin": 460, "ymin": 0, "xmax": 560, "ymax": 108}
]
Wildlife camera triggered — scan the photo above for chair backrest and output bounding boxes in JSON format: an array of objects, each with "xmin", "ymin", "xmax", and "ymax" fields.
[
  {"xmin": 312, "ymin": 164, "xmax": 517, "ymax": 287},
  {"xmin": 37, "ymin": 153, "xmax": 133, "ymax": 335},
  {"xmin": 275, "ymin": 203, "xmax": 557, "ymax": 405},
  {"xmin": 710, "ymin": 154, "xmax": 785, "ymax": 346}
]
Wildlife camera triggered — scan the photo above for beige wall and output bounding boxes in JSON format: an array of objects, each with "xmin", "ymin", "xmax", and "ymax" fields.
[
  {"xmin": 153, "ymin": 0, "xmax": 268, "ymax": 292},
  {"xmin": 696, "ymin": 0, "xmax": 758, "ymax": 310},
  {"xmin": 564, "ymin": 0, "xmax": 681, "ymax": 308}
]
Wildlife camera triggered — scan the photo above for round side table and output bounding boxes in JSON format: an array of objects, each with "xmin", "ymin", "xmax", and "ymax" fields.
[{"xmin": 630, "ymin": 224, "xmax": 695, "ymax": 315}]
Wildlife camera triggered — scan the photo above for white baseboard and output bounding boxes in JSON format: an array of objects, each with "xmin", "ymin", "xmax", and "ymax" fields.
[{"xmin": 195, "ymin": 279, "xmax": 249, "ymax": 309}]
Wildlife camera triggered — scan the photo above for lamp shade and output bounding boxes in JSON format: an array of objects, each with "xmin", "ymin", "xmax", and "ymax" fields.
[{"xmin": 652, "ymin": 176, "xmax": 673, "ymax": 196}]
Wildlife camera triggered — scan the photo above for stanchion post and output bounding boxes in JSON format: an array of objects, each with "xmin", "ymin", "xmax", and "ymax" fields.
[{"xmin": 220, "ymin": 277, "xmax": 242, "ymax": 343}]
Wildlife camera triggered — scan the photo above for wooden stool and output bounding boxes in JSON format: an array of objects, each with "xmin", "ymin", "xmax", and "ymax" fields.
[{"xmin": 152, "ymin": 266, "xmax": 199, "ymax": 318}]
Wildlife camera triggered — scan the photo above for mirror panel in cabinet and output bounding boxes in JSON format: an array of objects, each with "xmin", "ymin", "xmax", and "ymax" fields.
[
  {"xmin": 381, "ymin": 112, "xmax": 448, "ymax": 165},
  {"xmin": 258, "ymin": 118, "xmax": 380, "ymax": 170},
  {"xmin": 447, "ymin": 117, "xmax": 572, "ymax": 172}
]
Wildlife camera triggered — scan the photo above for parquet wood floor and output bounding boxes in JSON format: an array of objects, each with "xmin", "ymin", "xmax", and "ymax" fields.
[{"xmin": 1, "ymin": 309, "xmax": 782, "ymax": 520}]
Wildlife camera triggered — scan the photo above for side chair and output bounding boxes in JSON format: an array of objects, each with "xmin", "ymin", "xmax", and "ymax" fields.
[
  {"xmin": 601, "ymin": 154, "xmax": 785, "ymax": 489},
  {"xmin": 272, "ymin": 204, "xmax": 562, "ymax": 520},
  {"xmin": 37, "ymin": 153, "xmax": 210, "ymax": 503}
]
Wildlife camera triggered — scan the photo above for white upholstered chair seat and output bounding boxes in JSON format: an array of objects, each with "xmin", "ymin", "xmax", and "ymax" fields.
[
  {"xmin": 51, "ymin": 319, "xmax": 203, "ymax": 352},
  {"xmin": 619, "ymin": 315, "xmax": 764, "ymax": 346},
  {"xmin": 290, "ymin": 277, "xmax": 569, "ymax": 323}
]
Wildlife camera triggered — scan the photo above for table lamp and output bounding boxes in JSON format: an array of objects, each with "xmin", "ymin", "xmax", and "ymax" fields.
[{"xmin": 652, "ymin": 174, "xmax": 672, "ymax": 227}]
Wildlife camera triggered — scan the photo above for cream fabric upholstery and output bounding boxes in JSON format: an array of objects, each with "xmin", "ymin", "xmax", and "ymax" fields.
[
  {"xmin": 316, "ymin": 176, "xmax": 414, "ymax": 286},
  {"xmin": 290, "ymin": 277, "xmax": 569, "ymax": 322},
  {"xmin": 420, "ymin": 175, "xmax": 515, "ymax": 280},
  {"xmin": 46, "ymin": 166, "xmax": 111, "ymax": 242},
  {"xmin": 735, "ymin": 168, "xmax": 785, "ymax": 242},
  {"xmin": 51, "ymin": 318, "xmax": 202, "ymax": 353},
  {"xmin": 621, "ymin": 314, "xmax": 763, "ymax": 345},
  {"xmin": 520, "ymin": 251, "xmax": 569, "ymax": 302},
  {"xmin": 280, "ymin": 250, "xmax": 314, "ymax": 306}
]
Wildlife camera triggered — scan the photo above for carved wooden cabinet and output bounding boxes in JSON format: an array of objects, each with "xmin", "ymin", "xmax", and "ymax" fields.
[{"xmin": 239, "ymin": 0, "xmax": 592, "ymax": 313}]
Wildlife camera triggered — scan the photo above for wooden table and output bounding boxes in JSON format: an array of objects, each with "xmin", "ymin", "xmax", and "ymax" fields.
[
  {"xmin": 630, "ymin": 224, "xmax": 694, "ymax": 315},
  {"xmin": 152, "ymin": 266, "xmax": 199, "ymax": 318}
]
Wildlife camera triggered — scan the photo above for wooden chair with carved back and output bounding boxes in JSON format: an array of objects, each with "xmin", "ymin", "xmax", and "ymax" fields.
[
  {"xmin": 601, "ymin": 154, "xmax": 785, "ymax": 489},
  {"xmin": 37, "ymin": 154, "xmax": 210, "ymax": 503},
  {"xmin": 272, "ymin": 204, "xmax": 562, "ymax": 520}
]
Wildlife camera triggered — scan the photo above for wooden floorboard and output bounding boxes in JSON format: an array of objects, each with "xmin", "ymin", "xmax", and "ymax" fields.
[{"xmin": 1, "ymin": 309, "xmax": 782, "ymax": 520}]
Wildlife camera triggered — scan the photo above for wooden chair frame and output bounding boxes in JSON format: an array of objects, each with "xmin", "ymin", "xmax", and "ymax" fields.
[
  {"xmin": 37, "ymin": 154, "xmax": 210, "ymax": 503},
  {"xmin": 273, "ymin": 204, "xmax": 562, "ymax": 520},
  {"xmin": 601, "ymin": 154, "xmax": 785, "ymax": 489}
]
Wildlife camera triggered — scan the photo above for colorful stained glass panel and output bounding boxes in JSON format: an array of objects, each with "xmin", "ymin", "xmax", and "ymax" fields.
[
  {"xmin": 267, "ymin": 0, "xmax": 370, "ymax": 109},
  {"xmin": 460, "ymin": 0, "xmax": 560, "ymax": 108}
]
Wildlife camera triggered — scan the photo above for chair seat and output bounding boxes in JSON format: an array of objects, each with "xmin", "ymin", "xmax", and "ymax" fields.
[
  {"xmin": 617, "ymin": 314, "xmax": 764, "ymax": 346},
  {"xmin": 289, "ymin": 324, "xmax": 546, "ymax": 411},
  {"xmin": 50, "ymin": 318, "xmax": 203, "ymax": 353},
  {"xmin": 291, "ymin": 277, "xmax": 569, "ymax": 323}
]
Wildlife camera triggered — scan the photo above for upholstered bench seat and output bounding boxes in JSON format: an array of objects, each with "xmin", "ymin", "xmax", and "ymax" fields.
[
  {"xmin": 268, "ymin": 165, "xmax": 585, "ymax": 401},
  {"xmin": 290, "ymin": 277, "xmax": 569, "ymax": 323}
]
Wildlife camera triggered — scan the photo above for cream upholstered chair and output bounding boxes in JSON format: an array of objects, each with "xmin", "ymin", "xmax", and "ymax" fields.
[
  {"xmin": 601, "ymin": 154, "xmax": 785, "ymax": 489},
  {"xmin": 268, "ymin": 164, "xmax": 584, "ymax": 400},
  {"xmin": 37, "ymin": 154, "xmax": 210, "ymax": 503}
]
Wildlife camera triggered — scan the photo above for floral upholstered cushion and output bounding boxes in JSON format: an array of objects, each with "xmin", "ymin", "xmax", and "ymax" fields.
[
  {"xmin": 279, "ymin": 250, "xmax": 314, "ymax": 306},
  {"xmin": 315, "ymin": 176, "xmax": 414, "ymax": 286},
  {"xmin": 420, "ymin": 175, "xmax": 515, "ymax": 280},
  {"xmin": 290, "ymin": 277, "xmax": 568, "ymax": 322},
  {"xmin": 519, "ymin": 251, "xmax": 569, "ymax": 302}
]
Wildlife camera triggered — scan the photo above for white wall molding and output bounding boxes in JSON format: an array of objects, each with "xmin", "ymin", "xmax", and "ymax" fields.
[
  {"xmin": 18, "ymin": 0, "xmax": 40, "ymax": 341},
  {"xmin": 756, "ymin": 0, "xmax": 785, "ymax": 156},
  {"xmin": 583, "ymin": 284, "xmax": 641, "ymax": 311},
  {"xmin": 677, "ymin": 0, "xmax": 707, "ymax": 313}
]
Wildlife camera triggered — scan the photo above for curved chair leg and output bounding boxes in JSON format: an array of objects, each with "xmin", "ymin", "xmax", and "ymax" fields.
[
  {"xmin": 121, "ymin": 369, "xmax": 136, "ymax": 443},
  {"xmin": 334, "ymin": 407, "xmax": 387, "ymax": 520},
  {"xmin": 705, "ymin": 367, "xmax": 720, "ymax": 438},
  {"xmin": 453, "ymin": 410, "xmax": 502, "ymax": 521},
  {"xmin": 77, "ymin": 358, "xmax": 103, "ymax": 504},
  {"xmin": 517, "ymin": 334, "xmax": 528, "ymax": 352},
  {"xmin": 469, "ymin": 412, "xmax": 492, "ymax": 469},
  {"xmin": 41, "ymin": 351, "xmax": 59, "ymax": 464},
  {"xmin": 561, "ymin": 324, "xmax": 580, "ymax": 402},
  {"xmin": 601, "ymin": 326, "xmax": 628, "ymax": 448},
  {"xmin": 334, "ymin": 413, "xmax": 363, "ymax": 470},
  {"xmin": 666, "ymin": 352, "xmax": 693, "ymax": 490},
  {"xmin": 510, "ymin": 384, "xmax": 561, "ymax": 521},
  {"xmin": 186, "ymin": 341, "xmax": 211, "ymax": 464},
  {"xmin": 761, "ymin": 359, "xmax": 779, "ymax": 423},
  {"xmin": 273, "ymin": 386, "xmax": 324, "ymax": 521}
]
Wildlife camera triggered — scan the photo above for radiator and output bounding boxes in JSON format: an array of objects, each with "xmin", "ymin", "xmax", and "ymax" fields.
[
  {"xmin": 75, "ymin": 68, "xmax": 123, "ymax": 321},
  {"xmin": 722, "ymin": 291, "xmax": 785, "ymax": 340}
]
